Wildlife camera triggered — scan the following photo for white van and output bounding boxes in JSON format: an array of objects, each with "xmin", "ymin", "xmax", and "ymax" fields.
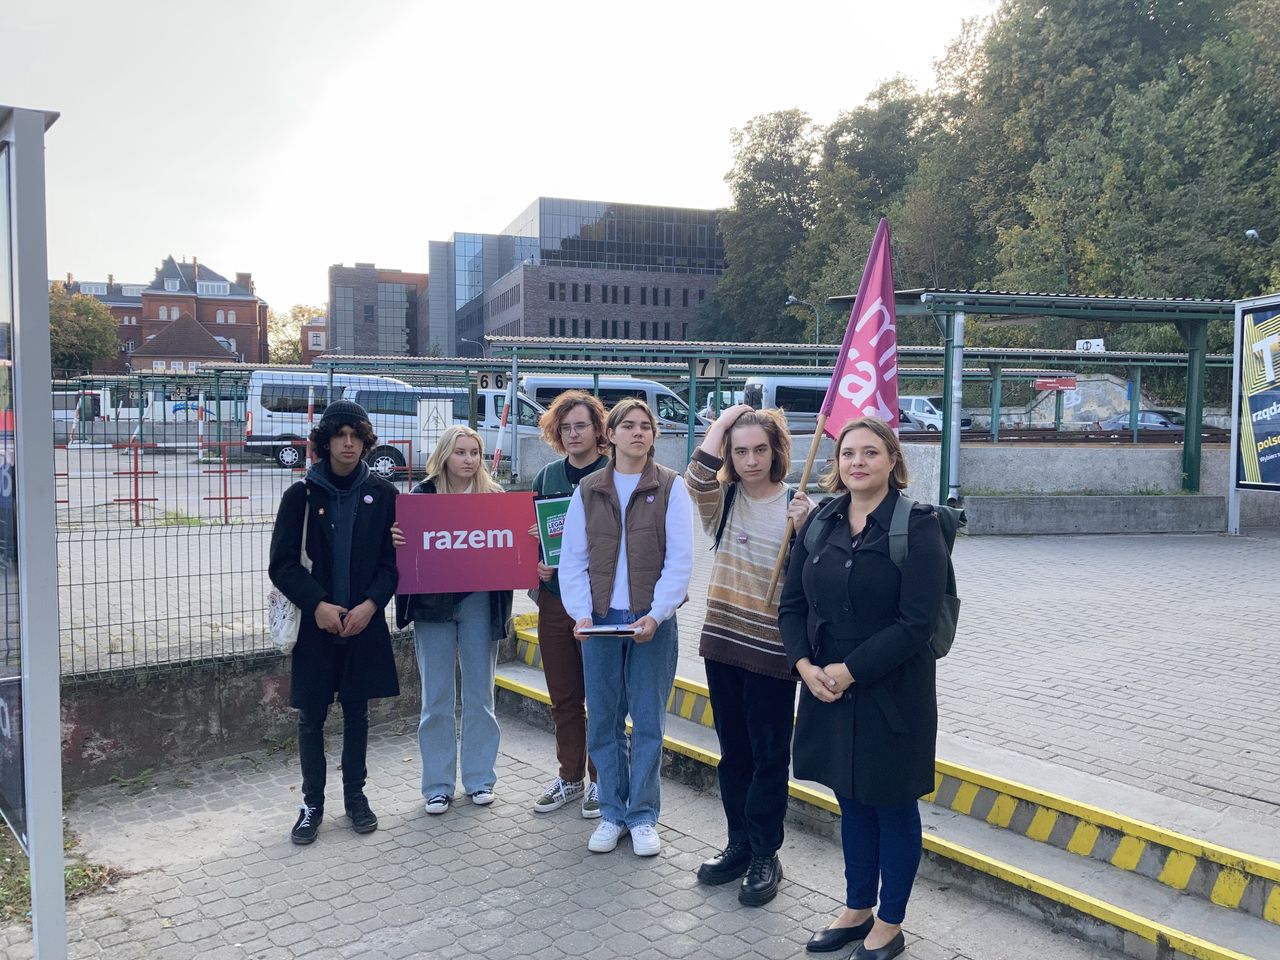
[
  {"xmin": 245, "ymin": 370, "xmax": 543, "ymax": 478},
  {"xmin": 519, "ymin": 375, "xmax": 706, "ymax": 435},
  {"xmin": 742, "ymin": 376, "xmax": 828, "ymax": 432},
  {"xmin": 900, "ymin": 395, "xmax": 973, "ymax": 431}
]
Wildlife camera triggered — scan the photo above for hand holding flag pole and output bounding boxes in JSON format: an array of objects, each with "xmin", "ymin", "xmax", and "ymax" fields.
[{"xmin": 765, "ymin": 218, "xmax": 899, "ymax": 604}]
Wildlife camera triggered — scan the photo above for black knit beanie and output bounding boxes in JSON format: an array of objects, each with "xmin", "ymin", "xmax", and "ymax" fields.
[{"xmin": 318, "ymin": 399, "xmax": 371, "ymax": 430}]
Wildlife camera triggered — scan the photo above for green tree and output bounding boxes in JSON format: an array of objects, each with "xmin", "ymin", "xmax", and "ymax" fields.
[
  {"xmin": 268, "ymin": 303, "xmax": 325, "ymax": 364},
  {"xmin": 711, "ymin": 110, "xmax": 820, "ymax": 342},
  {"xmin": 48, "ymin": 283, "xmax": 117, "ymax": 374}
]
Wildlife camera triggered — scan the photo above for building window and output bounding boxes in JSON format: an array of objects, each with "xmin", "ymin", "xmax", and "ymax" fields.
[
  {"xmin": 125, "ymin": 340, "xmax": 135, "ymax": 352},
  {"xmin": 548, "ymin": 282, "xmax": 555, "ymax": 301},
  {"xmin": 683, "ymin": 289, "xmax": 689, "ymax": 308},
  {"xmin": 228, "ymin": 310, "xmax": 236, "ymax": 324},
  {"xmin": 164, "ymin": 278, "xmax": 180, "ymax": 292},
  {"xmin": 624, "ymin": 286, "xmax": 630, "ymax": 305},
  {"xmin": 624, "ymin": 321, "xmax": 631, "ymax": 338},
  {"xmin": 611, "ymin": 285, "xmax": 618, "ymax": 304},
  {"xmin": 558, "ymin": 282, "xmax": 566, "ymax": 302},
  {"xmin": 548, "ymin": 318, "xmax": 556, "ymax": 336},
  {"xmin": 152, "ymin": 361, "xmax": 166, "ymax": 371},
  {"xmin": 699, "ymin": 289, "xmax": 706, "ymax": 302},
  {"xmin": 309, "ymin": 332, "xmax": 325, "ymax": 349},
  {"xmin": 122, "ymin": 284, "xmax": 145, "ymax": 297},
  {"xmin": 584, "ymin": 284, "xmax": 591, "ymax": 303},
  {"xmin": 665, "ymin": 322, "xmax": 671, "ymax": 339},
  {"xmin": 584, "ymin": 319, "xmax": 592, "ymax": 337},
  {"xmin": 572, "ymin": 283, "xmax": 578, "ymax": 302},
  {"xmin": 559, "ymin": 318, "xmax": 566, "ymax": 336},
  {"xmin": 640, "ymin": 322, "xmax": 647, "ymax": 338},
  {"xmin": 189, "ymin": 362, "xmax": 200, "ymax": 371},
  {"xmin": 640, "ymin": 288, "xmax": 647, "ymax": 306},
  {"xmin": 172, "ymin": 361, "xmax": 185, "ymax": 371},
  {"xmin": 664, "ymin": 288, "xmax": 671, "ymax": 307},
  {"xmin": 572, "ymin": 318, "xmax": 579, "ymax": 337},
  {"xmin": 682, "ymin": 323, "xmax": 689, "ymax": 338},
  {"xmin": 216, "ymin": 309, "xmax": 225, "ymax": 324},
  {"xmin": 159, "ymin": 306, "xmax": 168, "ymax": 320},
  {"xmin": 652, "ymin": 286, "xmax": 659, "ymax": 305},
  {"xmin": 80, "ymin": 282, "xmax": 108, "ymax": 295},
  {"xmin": 197, "ymin": 281, "xmax": 230, "ymax": 295}
]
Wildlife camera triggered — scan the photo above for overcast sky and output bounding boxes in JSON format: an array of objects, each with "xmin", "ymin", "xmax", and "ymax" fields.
[{"xmin": 3, "ymin": 0, "xmax": 995, "ymax": 309}]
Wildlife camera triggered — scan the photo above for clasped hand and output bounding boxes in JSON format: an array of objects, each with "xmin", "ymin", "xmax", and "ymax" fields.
[{"xmin": 800, "ymin": 659, "xmax": 854, "ymax": 703}]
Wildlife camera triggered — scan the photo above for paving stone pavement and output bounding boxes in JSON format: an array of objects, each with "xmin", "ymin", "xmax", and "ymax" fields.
[
  {"xmin": 516, "ymin": 527, "xmax": 1280, "ymax": 824},
  {"xmin": 1, "ymin": 720, "xmax": 1122, "ymax": 960}
]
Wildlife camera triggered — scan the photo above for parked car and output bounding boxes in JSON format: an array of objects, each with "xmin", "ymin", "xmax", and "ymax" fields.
[
  {"xmin": 900, "ymin": 395, "xmax": 974, "ymax": 431},
  {"xmin": 244, "ymin": 369, "xmax": 544, "ymax": 477},
  {"xmin": 519, "ymin": 374, "xmax": 707, "ymax": 435},
  {"xmin": 1095, "ymin": 410, "xmax": 1185, "ymax": 431}
]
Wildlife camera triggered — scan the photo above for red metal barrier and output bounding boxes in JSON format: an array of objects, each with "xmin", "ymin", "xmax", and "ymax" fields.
[
  {"xmin": 200, "ymin": 441, "xmax": 250, "ymax": 524},
  {"xmin": 55, "ymin": 443, "xmax": 69, "ymax": 505},
  {"xmin": 110, "ymin": 441, "xmax": 159, "ymax": 527}
]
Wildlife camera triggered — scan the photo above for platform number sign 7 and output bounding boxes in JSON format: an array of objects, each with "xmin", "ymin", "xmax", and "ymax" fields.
[{"xmin": 696, "ymin": 358, "xmax": 728, "ymax": 380}]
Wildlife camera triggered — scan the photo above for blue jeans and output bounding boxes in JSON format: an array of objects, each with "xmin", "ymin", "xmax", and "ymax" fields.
[
  {"xmin": 581, "ymin": 607, "xmax": 678, "ymax": 829},
  {"xmin": 836, "ymin": 794, "xmax": 922, "ymax": 925},
  {"xmin": 414, "ymin": 591, "xmax": 499, "ymax": 798}
]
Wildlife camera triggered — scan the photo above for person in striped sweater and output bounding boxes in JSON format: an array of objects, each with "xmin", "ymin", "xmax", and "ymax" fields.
[{"xmin": 685, "ymin": 404, "xmax": 812, "ymax": 906}]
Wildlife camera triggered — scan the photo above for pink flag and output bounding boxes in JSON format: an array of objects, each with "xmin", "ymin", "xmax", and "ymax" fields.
[{"xmin": 820, "ymin": 218, "xmax": 898, "ymax": 437}]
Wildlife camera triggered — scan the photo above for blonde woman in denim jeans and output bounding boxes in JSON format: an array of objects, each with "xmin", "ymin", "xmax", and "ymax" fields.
[
  {"xmin": 558, "ymin": 399, "xmax": 693, "ymax": 857},
  {"xmin": 393, "ymin": 426, "xmax": 513, "ymax": 816}
]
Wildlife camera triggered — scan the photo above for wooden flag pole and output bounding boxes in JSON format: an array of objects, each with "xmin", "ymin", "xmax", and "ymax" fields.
[{"xmin": 766, "ymin": 412, "xmax": 827, "ymax": 605}]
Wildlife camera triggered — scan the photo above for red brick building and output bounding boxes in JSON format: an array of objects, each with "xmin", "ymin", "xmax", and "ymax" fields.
[
  {"xmin": 65, "ymin": 255, "xmax": 269, "ymax": 372},
  {"xmin": 299, "ymin": 316, "xmax": 328, "ymax": 365}
]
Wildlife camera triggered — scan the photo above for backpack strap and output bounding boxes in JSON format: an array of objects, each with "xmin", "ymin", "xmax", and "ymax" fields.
[
  {"xmin": 712, "ymin": 482, "xmax": 738, "ymax": 552},
  {"xmin": 887, "ymin": 492, "xmax": 913, "ymax": 569}
]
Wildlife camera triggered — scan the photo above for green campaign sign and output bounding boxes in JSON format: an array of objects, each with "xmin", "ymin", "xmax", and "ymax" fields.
[{"xmin": 534, "ymin": 495, "xmax": 572, "ymax": 567}]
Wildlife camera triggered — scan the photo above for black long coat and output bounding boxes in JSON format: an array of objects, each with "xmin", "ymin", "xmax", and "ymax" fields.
[
  {"xmin": 268, "ymin": 474, "xmax": 400, "ymax": 710},
  {"xmin": 779, "ymin": 490, "xmax": 947, "ymax": 805}
]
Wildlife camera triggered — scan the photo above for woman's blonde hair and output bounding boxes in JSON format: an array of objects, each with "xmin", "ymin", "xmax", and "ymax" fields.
[
  {"xmin": 424, "ymin": 425, "xmax": 503, "ymax": 493},
  {"xmin": 819, "ymin": 416, "xmax": 909, "ymax": 494},
  {"xmin": 719, "ymin": 408, "xmax": 791, "ymax": 485}
]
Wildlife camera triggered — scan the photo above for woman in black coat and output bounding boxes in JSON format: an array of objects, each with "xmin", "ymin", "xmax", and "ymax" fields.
[
  {"xmin": 268, "ymin": 400, "xmax": 400, "ymax": 845},
  {"xmin": 779, "ymin": 416, "xmax": 947, "ymax": 960}
]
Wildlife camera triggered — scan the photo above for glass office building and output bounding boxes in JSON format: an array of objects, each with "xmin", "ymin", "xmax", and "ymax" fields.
[{"xmin": 429, "ymin": 197, "xmax": 725, "ymax": 354}]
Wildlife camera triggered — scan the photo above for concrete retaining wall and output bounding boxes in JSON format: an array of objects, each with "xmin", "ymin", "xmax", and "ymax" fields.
[
  {"xmin": 962, "ymin": 494, "xmax": 1228, "ymax": 535},
  {"xmin": 60, "ymin": 634, "xmax": 424, "ymax": 789}
]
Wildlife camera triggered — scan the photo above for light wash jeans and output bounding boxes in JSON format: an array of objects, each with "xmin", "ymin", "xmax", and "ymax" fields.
[
  {"xmin": 580, "ymin": 607, "xmax": 678, "ymax": 829},
  {"xmin": 414, "ymin": 591, "xmax": 499, "ymax": 798}
]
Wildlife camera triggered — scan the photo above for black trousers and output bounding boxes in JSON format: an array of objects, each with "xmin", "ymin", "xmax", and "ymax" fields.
[
  {"xmin": 298, "ymin": 697, "xmax": 369, "ymax": 810},
  {"xmin": 705, "ymin": 658, "xmax": 797, "ymax": 856}
]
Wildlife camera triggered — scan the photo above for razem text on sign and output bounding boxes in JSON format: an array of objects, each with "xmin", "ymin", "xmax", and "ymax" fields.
[{"xmin": 395, "ymin": 491, "xmax": 538, "ymax": 594}]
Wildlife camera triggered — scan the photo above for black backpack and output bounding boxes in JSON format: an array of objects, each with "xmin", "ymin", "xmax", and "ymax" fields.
[
  {"xmin": 712, "ymin": 483, "xmax": 795, "ymax": 552},
  {"xmin": 802, "ymin": 492, "xmax": 965, "ymax": 658}
]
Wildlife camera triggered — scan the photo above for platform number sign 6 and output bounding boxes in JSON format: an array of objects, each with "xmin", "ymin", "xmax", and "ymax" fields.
[{"xmin": 476, "ymin": 373, "xmax": 506, "ymax": 391}]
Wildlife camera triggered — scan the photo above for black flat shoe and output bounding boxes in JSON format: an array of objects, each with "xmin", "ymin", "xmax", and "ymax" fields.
[
  {"xmin": 738, "ymin": 853, "xmax": 782, "ymax": 906},
  {"xmin": 805, "ymin": 917, "xmax": 874, "ymax": 953},
  {"xmin": 852, "ymin": 931, "xmax": 905, "ymax": 960},
  {"xmin": 696, "ymin": 841, "xmax": 752, "ymax": 885}
]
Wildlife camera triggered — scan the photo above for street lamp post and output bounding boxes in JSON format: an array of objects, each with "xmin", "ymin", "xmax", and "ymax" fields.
[
  {"xmin": 786, "ymin": 295, "xmax": 821, "ymax": 364},
  {"xmin": 457, "ymin": 337, "xmax": 483, "ymax": 357}
]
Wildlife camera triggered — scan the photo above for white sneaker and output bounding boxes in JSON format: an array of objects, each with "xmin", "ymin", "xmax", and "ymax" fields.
[
  {"xmin": 470, "ymin": 789, "xmax": 496, "ymax": 806},
  {"xmin": 588, "ymin": 820, "xmax": 628, "ymax": 853},
  {"xmin": 424, "ymin": 794, "xmax": 451, "ymax": 815},
  {"xmin": 580, "ymin": 781, "xmax": 601, "ymax": 819},
  {"xmin": 631, "ymin": 823, "xmax": 661, "ymax": 857}
]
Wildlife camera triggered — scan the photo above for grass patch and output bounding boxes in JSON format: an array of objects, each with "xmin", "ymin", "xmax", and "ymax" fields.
[
  {"xmin": 160, "ymin": 510, "xmax": 202, "ymax": 526},
  {"xmin": 0, "ymin": 827, "xmax": 120, "ymax": 925}
]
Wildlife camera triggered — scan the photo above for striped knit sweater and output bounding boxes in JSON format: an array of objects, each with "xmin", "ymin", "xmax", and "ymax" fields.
[{"xmin": 685, "ymin": 449, "xmax": 795, "ymax": 681}]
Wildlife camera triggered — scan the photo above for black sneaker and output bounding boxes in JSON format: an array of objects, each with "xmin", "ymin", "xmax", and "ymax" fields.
[
  {"xmin": 345, "ymin": 795, "xmax": 378, "ymax": 834},
  {"xmin": 291, "ymin": 803, "xmax": 322, "ymax": 844},
  {"xmin": 696, "ymin": 841, "xmax": 752, "ymax": 885}
]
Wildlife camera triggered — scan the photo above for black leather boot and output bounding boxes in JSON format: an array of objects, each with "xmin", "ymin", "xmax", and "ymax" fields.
[
  {"xmin": 738, "ymin": 853, "xmax": 783, "ymax": 906},
  {"xmin": 696, "ymin": 841, "xmax": 752, "ymax": 885}
]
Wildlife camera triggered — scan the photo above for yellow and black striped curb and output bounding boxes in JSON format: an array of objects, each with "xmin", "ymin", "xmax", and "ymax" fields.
[
  {"xmin": 493, "ymin": 671, "xmax": 1253, "ymax": 960},
  {"xmin": 510, "ymin": 619, "xmax": 1280, "ymax": 928}
]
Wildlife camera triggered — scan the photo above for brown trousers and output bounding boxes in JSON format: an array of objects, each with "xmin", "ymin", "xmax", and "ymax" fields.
[{"xmin": 536, "ymin": 589, "xmax": 597, "ymax": 783}]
